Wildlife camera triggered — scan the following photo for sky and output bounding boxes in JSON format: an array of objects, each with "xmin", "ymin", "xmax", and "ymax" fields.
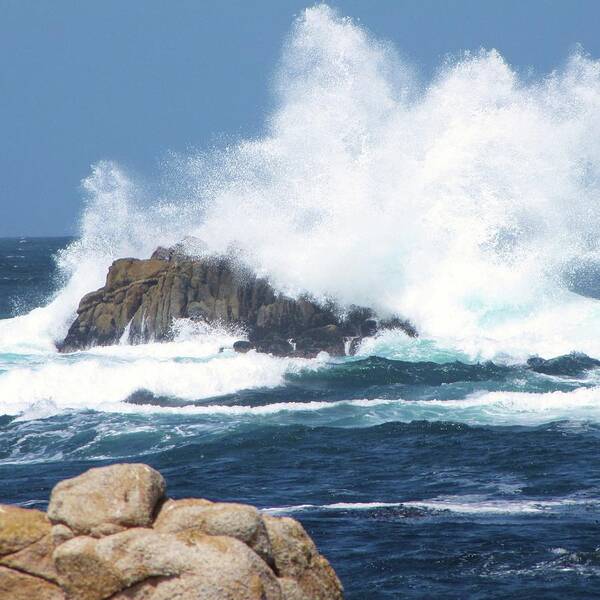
[{"xmin": 2, "ymin": 0, "xmax": 600, "ymax": 237}]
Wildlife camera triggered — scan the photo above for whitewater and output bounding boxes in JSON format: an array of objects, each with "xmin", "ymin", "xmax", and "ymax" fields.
[{"xmin": 2, "ymin": 5, "xmax": 600, "ymax": 598}]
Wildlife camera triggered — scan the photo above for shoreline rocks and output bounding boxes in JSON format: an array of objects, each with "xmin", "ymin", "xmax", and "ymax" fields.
[
  {"xmin": 0, "ymin": 463, "xmax": 343, "ymax": 600},
  {"xmin": 58, "ymin": 246, "xmax": 416, "ymax": 357}
]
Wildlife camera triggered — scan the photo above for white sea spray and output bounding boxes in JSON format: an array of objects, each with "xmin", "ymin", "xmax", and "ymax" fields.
[{"xmin": 1, "ymin": 5, "xmax": 600, "ymax": 416}]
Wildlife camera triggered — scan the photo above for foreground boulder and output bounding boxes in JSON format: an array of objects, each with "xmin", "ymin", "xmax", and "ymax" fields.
[
  {"xmin": 0, "ymin": 463, "xmax": 343, "ymax": 600},
  {"xmin": 58, "ymin": 245, "xmax": 416, "ymax": 356},
  {"xmin": 47, "ymin": 463, "xmax": 166, "ymax": 536},
  {"xmin": 0, "ymin": 566, "xmax": 64, "ymax": 600}
]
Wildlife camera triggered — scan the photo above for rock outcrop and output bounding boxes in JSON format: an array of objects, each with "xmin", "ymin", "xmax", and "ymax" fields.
[
  {"xmin": 0, "ymin": 463, "xmax": 343, "ymax": 600},
  {"xmin": 59, "ymin": 246, "xmax": 416, "ymax": 357},
  {"xmin": 47, "ymin": 463, "xmax": 166, "ymax": 536}
]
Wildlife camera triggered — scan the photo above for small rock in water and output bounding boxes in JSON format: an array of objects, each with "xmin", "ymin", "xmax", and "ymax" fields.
[
  {"xmin": 233, "ymin": 340, "xmax": 254, "ymax": 353},
  {"xmin": 360, "ymin": 318, "xmax": 378, "ymax": 337},
  {"xmin": 527, "ymin": 352, "xmax": 600, "ymax": 376}
]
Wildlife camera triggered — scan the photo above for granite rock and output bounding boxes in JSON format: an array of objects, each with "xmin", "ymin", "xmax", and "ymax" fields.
[
  {"xmin": 0, "ymin": 464, "xmax": 344, "ymax": 600},
  {"xmin": 58, "ymin": 247, "xmax": 417, "ymax": 357},
  {"xmin": 47, "ymin": 463, "xmax": 165, "ymax": 535}
]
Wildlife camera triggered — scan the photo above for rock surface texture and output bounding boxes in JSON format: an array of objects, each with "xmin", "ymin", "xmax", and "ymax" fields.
[
  {"xmin": 59, "ymin": 246, "xmax": 416, "ymax": 356},
  {"xmin": 0, "ymin": 463, "xmax": 343, "ymax": 600}
]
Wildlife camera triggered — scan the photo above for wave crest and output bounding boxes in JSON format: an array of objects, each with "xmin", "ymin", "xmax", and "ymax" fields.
[{"xmin": 2, "ymin": 4, "xmax": 600, "ymax": 361}]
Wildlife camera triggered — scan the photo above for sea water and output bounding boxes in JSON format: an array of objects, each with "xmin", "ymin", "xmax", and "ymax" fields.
[{"xmin": 2, "ymin": 6, "xmax": 600, "ymax": 598}]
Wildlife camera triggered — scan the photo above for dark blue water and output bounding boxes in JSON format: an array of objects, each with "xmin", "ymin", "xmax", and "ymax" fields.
[
  {"xmin": 0, "ymin": 237, "xmax": 70, "ymax": 319},
  {"xmin": 1, "ymin": 238, "xmax": 600, "ymax": 599}
]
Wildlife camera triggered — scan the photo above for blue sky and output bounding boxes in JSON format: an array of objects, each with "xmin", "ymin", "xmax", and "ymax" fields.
[{"xmin": 2, "ymin": 0, "xmax": 600, "ymax": 236}]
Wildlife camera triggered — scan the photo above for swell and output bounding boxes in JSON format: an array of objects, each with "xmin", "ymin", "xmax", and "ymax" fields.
[
  {"xmin": 286, "ymin": 353, "xmax": 600, "ymax": 387},
  {"xmin": 2, "ymin": 413, "xmax": 600, "ymax": 600},
  {"xmin": 121, "ymin": 352, "xmax": 600, "ymax": 411},
  {"xmin": 1, "ymin": 345, "xmax": 599, "ymax": 434}
]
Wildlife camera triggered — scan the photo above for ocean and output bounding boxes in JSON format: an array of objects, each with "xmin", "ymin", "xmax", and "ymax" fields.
[
  {"xmin": 1, "ymin": 237, "xmax": 600, "ymax": 599},
  {"xmin": 3, "ymin": 5, "xmax": 600, "ymax": 598}
]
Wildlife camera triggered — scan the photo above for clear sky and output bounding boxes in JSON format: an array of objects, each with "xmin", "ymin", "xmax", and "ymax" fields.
[{"xmin": 2, "ymin": 0, "xmax": 600, "ymax": 237}]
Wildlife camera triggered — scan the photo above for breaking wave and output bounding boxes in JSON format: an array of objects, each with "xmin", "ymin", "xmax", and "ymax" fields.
[
  {"xmin": 1, "ymin": 4, "xmax": 600, "ymax": 418},
  {"xmin": 264, "ymin": 495, "xmax": 600, "ymax": 516}
]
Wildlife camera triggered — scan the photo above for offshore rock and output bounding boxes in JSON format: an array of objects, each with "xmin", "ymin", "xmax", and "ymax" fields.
[
  {"xmin": 59, "ymin": 247, "xmax": 416, "ymax": 357},
  {"xmin": 0, "ymin": 463, "xmax": 343, "ymax": 600},
  {"xmin": 526, "ymin": 352, "xmax": 600, "ymax": 376}
]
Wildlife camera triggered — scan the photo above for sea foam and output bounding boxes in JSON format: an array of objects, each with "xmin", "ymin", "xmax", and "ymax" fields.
[
  {"xmin": 264, "ymin": 495, "xmax": 600, "ymax": 516},
  {"xmin": 1, "ymin": 4, "xmax": 600, "ymax": 416}
]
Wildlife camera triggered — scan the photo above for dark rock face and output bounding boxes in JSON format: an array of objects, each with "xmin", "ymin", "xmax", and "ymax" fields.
[
  {"xmin": 59, "ymin": 248, "xmax": 416, "ymax": 357},
  {"xmin": 526, "ymin": 352, "xmax": 600, "ymax": 376}
]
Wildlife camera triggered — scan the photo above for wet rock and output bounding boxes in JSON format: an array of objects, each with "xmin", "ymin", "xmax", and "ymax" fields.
[
  {"xmin": 149, "ymin": 246, "xmax": 172, "ymax": 261},
  {"xmin": 527, "ymin": 352, "xmax": 600, "ymax": 376},
  {"xmin": 347, "ymin": 337, "xmax": 362, "ymax": 356},
  {"xmin": 233, "ymin": 340, "xmax": 255, "ymax": 353},
  {"xmin": 360, "ymin": 318, "xmax": 378, "ymax": 337},
  {"xmin": 59, "ymin": 246, "xmax": 417, "ymax": 357},
  {"xmin": 294, "ymin": 324, "xmax": 346, "ymax": 357},
  {"xmin": 150, "ymin": 236, "xmax": 208, "ymax": 262},
  {"xmin": 254, "ymin": 335, "xmax": 295, "ymax": 357},
  {"xmin": 47, "ymin": 463, "xmax": 165, "ymax": 535},
  {"xmin": 379, "ymin": 315, "xmax": 418, "ymax": 338}
]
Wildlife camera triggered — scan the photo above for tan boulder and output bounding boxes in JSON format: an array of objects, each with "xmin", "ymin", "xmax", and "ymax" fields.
[
  {"xmin": 0, "ymin": 505, "xmax": 50, "ymax": 556},
  {"xmin": 51, "ymin": 524, "xmax": 74, "ymax": 546},
  {"xmin": 0, "ymin": 565, "xmax": 65, "ymax": 600},
  {"xmin": 111, "ymin": 573, "xmax": 274, "ymax": 600},
  {"xmin": 151, "ymin": 498, "xmax": 213, "ymax": 530},
  {"xmin": 1, "ymin": 533, "xmax": 59, "ymax": 583},
  {"xmin": 154, "ymin": 498, "xmax": 273, "ymax": 565},
  {"xmin": 47, "ymin": 464, "xmax": 165, "ymax": 535},
  {"xmin": 264, "ymin": 515, "xmax": 343, "ymax": 600},
  {"xmin": 1, "ymin": 464, "xmax": 344, "ymax": 600},
  {"xmin": 0, "ymin": 505, "xmax": 59, "ymax": 586},
  {"xmin": 278, "ymin": 577, "xmax": 311, "ymax": 600},
  {"xmin": 54, "ymin": 527, "xmax": 281, "ymax": 600},
  {"xmin": 53, "ymin": 532, "xmax": 138, "ymax": 600}
]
